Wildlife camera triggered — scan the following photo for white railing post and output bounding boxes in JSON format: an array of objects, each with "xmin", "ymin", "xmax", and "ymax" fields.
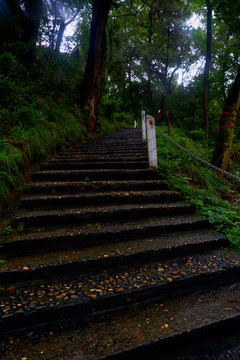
[
  {"xmin": 134, "ymin": 120, "xmax": 137, "ymax": 128},
  {"xmin": 147, "ymin": 115, "xmax": 158, "ymax": 168},
  {"xmin": 142, "ymin": 110, "xmax": 146, "ymax": 143}
]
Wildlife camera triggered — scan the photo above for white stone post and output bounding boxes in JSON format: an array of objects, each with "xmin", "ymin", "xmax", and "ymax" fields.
[
  {"xmin": 134, "ymin": 120, "xmax": 137, "ymax": 128},
  {"xmin": 146, "ymin": 115, "xmax": 158, "ymax": 168},
  {"xmin": 142, "ymin": 110, "xmax": 146, "ymax": 143}
]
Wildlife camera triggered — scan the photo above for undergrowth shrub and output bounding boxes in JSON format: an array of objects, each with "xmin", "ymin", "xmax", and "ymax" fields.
[
  {"xmin": 231, "ymin": 143, "xmax": 240, "ymax": 163},
  {"xmin": 156, "ymin": 125, "xmax": 240, "ymax": 250},
  {"xmin": 0, "ymin": 50, "xmax": 131, "ymax": 212}
]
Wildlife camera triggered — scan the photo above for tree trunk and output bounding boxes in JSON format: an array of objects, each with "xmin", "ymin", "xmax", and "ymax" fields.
[
  {"xmin": 147, "ymin": 68, "xmax": 153, "ymax": 114},
  {"xmin": 203, "ymin": 0, "xmax": 212, "ymax": 145},
  {"xmin": 127, "ymin": 68, "xmax": 137, "ymax": 121},
  {"xmin": 55, "ymin": 20, "xmax": 66, "ymax": 53},
  {"xmin": 50, "ymin": 18, "xmax": 57, "ymax": 50},
  {"xmin": 165, "ymin": 28, "xmax": 170, "ymax": 135},
  {"xmin": 104, "ymin": 17, "xmax": 113, "ymax": 98},
  {"xmin": 80, "ymin": 0, "xmax": 112, "ymax": 131},
  {"xmin": 211, "ymin": 65, "xmax": 240, "ymax": 172},
  {"xmin": 22, "ymin": 0, "xmax": 42, "ymax": 63},
  {"xmin": 55, "ymin": 11, "xmax": 80, "ymax": 54},
  {"xmin": 147, "ymin": 8, "xmax": 153, "ymax": 113}
]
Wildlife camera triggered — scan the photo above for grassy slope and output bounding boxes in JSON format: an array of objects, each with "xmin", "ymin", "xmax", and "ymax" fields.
[
  {"xmin": 156, "ymin": 125, "xmax": 240, "ymax": 249},
  {"xmin": 0, "ymin": 51, "xmax": 131, "ymax": 217}
]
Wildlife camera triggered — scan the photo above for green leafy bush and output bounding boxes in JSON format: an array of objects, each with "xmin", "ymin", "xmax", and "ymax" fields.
[{"xmin": 156, "ymin": 125, "xmax": 240, "ymax": 249}]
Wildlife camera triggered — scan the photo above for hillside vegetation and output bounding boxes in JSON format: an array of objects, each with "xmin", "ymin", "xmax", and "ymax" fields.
[
  {"xmin": 0, "ymin": 50, "xmax": 131, "ymax": 212},
  {"xmin": 156, "ymin": 125, "xmax": 240, "ymax": 249}
]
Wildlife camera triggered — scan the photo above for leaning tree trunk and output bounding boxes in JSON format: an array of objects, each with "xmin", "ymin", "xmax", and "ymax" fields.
[
  {"xmin": 55, "ymin": 11, "xmax": 79, "ymax": 54},
  {"xmin": 80, "ymin": 0, "xmax": 111, "ymax": 130},
  {"xmin": 55, "ymin": 20, "xmax": 66, "ymax": 53},
  {"xmin": 203, "ymin": 0, "xmax": 212, "ymax": 145},
  {"xmin": 211, "ymin": 65, "xmax": 240, "ymax": 172}
]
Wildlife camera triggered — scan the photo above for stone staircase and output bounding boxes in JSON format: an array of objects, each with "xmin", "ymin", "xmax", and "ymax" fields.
[{"xmin": 1, "ymin": 128, "xmax": 240, "ymax": 359}]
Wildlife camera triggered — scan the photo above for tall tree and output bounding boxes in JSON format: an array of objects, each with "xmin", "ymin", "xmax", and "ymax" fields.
[
  {"xmin": 0, "ymin": 0, "xmax": 42, "ymax": 63},
  {"xmin": 203, "ymin": 0, "xmax": 212, "ymax": 145},
  {"xmin": 80, "ymin": 0, "xmax": 112, "ymax": 130},
  {"xmin": 211, "ymin": 67, "xmax": 240, "ymax": 171},
  {"xmin": 211, "ymin": 0, "xmax": 240, "ymax": 171},
  {"xmin": 41, "ymin": 0, "xmax": 81, "ymax": 53},
  {"xmin": 23, "ymin": 0, "xmax": 43, "ymax": 63}
]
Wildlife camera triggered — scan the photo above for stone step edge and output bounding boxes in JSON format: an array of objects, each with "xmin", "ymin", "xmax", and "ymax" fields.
[
  {"xmin": 1, "ymin": 266, "xmax": 240, "ymax": 334},
  {"xmin": 1, "ymin": 217, "xmax": 211, "ymax": 256},
  {"xmin": 18, "ymin": 190, "xmax": 183, "ymax": 209},
  {"xmin": 32, "ymin": 169, "xmax": 156, "ymax": 175},
  {"xmin": 25, "ymin": 180, "xmax": 168, "ymax": 194},
  {"xmin": 43, "ymin": 160, "xmax": 149, "ymax": 165},
  {"xmin": 41, "ymin": 162, "xmax": 149, "ymax": 170},
  {"xmin": 97, "ymin": 315, "xmax": 240, "ymax": 360},
  {"xmin": 14, "ymin": 202, "xmax": 195, "ymax": 225},
  {"xmin": 32, "ymin": 169, "xmax": 159, "ymax": 181},
  {"xmin": 53, "ymin": 157, "xmax": 148, "ymax": 161},
  {"xmin": 0, "ymin": 234, "xmax": 228, "ymax": 284}
]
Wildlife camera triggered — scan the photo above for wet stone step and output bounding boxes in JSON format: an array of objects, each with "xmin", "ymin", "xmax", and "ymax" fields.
[
  {"xmin": 1, "ymin": 248, "xmax": 240, "ymax": 334},
  {"xmin": 2, "ymin": 283, "xmax": 240, "ymax": 360},
  {"xmin": 52, "ymin": 154, "xmax": 148, "ymax": 162},
  {"xmin": 14, "ymin": 202, "xmax": 196, "ymax": 227},
  {"xmin": 41, "ymin": 161, "xmax": 149, "ymax": 170},
  {"xmin": 65, "ymin": 144, "xmax": 146, "ymax": 150},
  {"xmin": 18, "ymin": 190, "xmax": 183, "ymax": 209},
  {"xmin": 51, "ymin": 153, "xmax": 148, "ymax": 162},
  {"xmin": 61, "ymin": 150, "xmax": 146, "ymax": 155},
  {"xmin": 1, "ymin": 215, "xmax": 211, "ymax": 256},
  {"xmin": 0, "ymin": 128, "xmax": 235, "ymax": 356},
  {"xmin": 49, "ymin": 156, "xmax": 148, "ymax": 162},
  {"xmin": 57, "ymin": 152, "xmax": 146, "ymax": 157},
  {"xmin": 57, "ymin": 149, "xmax": 146, "ymax": 154},
  {"xmin": 0, "ymin": 230, "xmax": 228, "ymax": 284},
  {"xmin": 25, "ymin": 180, "xmax": 169, "ymax": 195},
  {"xmin": 69, "ymin": 148, "xmax": 146, "ymax": 154},
  {"xmin": 32, "ymin": 169, "xmax": 159, "ymax": 181}
]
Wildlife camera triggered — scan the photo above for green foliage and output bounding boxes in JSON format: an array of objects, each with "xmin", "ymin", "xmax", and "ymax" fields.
[
  {"xmin": 0, "ymin": 51, "xmax": 85, "ymax": 210},
  {"xmin": 17, "ymin": 222, "xmax": 24, "ymax": 232},
  {"xmin": 156, "ymin": 125, "xmax": 240, "ymax": 249},
  {"xmin": 99, "ymin": 97, "xmax": 133, "ymax": 132},
  {"xmin": 1, "ymin": 225, "xmax": 13, "ymax": 235},
  {"xmin": 0, "ymin": 53, "xmax": 29, "ymax": 80},
  {"xmin": 0, "ymin": 48, "xmax": 131, "ymax": 211}
]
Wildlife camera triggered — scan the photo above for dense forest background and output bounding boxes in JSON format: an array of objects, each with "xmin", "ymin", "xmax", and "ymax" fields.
[{"xmin": 0, "ymin": 0, "xmax": 240, "ymax": 212}]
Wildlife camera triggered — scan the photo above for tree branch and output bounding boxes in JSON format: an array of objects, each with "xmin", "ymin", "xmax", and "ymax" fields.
[{"xmin": 66, "ymin": 10, "xmax": 80, "ymax": 26}]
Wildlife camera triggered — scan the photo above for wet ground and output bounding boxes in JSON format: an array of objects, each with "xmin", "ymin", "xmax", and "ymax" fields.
[
  {"xmin": 1, "ymin": 283, "xmax": 240, "ymax": 359},
  {"xmin": 1, "ymin": 248, "xmax": 240, "ymax": 319},
  {"xmin": 1, "ymin": 129, "xmax": 240, "ymax": 360}
]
